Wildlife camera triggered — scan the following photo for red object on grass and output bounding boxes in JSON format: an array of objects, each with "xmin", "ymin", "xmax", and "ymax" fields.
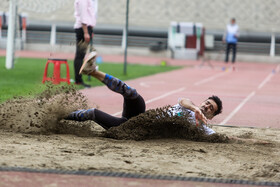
[{"xmin": 42, "ymin": 59, "xmax": 70, "ymax": 85}]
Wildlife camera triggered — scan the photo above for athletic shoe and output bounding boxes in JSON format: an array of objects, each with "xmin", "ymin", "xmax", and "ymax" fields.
[
  {"xmin": 79, "ymin": 51, "xmax": 97, "ymax": 75},
  {"xmin": 65, "ymin": 110, "xmax": 85, "ymax": 121},
  {"xmin": 65, "ymin": 109, "xmax": 95, "ymax": 121}
]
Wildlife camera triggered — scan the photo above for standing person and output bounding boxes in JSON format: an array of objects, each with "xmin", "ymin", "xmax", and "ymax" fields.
[
  {"xmin": 223, "ymin": 18, "xmax": 239, "ymax": 70},
  {"xmin": 73, "ymin": 0, "xmax": 98, "ymax": 88}
]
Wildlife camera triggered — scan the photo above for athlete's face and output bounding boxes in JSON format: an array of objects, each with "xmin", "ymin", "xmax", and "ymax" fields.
[{"xmin": 199, "ymin": 99, "xmax": 218, "ymax": 120}]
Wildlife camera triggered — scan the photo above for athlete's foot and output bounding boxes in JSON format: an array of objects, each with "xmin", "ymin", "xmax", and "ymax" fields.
[
  {"xmin": 65, "ymin": 110, "xmax": 86, "ymax": 121},
  {"xmin": 64, "ymin": 109, "xmax": 95, "ymax": 121},
  {"xmin": 79, "ymin": 51, "xmax": 98, "ymax": 75}
]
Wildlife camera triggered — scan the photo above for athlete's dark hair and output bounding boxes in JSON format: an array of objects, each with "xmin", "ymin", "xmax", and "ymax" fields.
[{"xmin": 208, "ymin": 95, "xmax": 223, "ymax": 116}]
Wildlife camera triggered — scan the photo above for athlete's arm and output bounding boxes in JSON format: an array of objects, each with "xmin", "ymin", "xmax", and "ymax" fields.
[{"xmin": 179, "ymin": 98, "xmax": 207, "ymax": 126}]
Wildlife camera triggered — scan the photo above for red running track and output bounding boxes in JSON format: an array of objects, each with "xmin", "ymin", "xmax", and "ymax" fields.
[
  {"xmin": 4, "ymin": 49, "xmax": 279, "ymax": 128},
  {"xmin": 1, "ymin": 49, "xmax": 280, "ymax": 186},
  {"xmin": 0, "ymin": 171, "xmax": 257, "ymax": 187},
  {"xmin": 81, "ymin": 61, "xmax": 280, "ymax": 129}
]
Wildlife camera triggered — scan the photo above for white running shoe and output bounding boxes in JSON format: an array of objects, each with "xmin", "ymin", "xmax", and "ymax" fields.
[{"xmin": 79, "ymin": 51, "xmax": 97, "ymax": 75}]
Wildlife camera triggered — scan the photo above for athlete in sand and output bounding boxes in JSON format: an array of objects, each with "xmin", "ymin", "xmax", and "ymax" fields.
[
  {"xmin": 65, "ymin": 51, "xmax": 223, "ymax": 136},
  {"xmin": 65, "ymin": 51, "xmax": 271, "ymax": 145}
]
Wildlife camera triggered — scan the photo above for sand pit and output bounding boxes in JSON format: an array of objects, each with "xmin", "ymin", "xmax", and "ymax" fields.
[{"xmin": 0, "ymin": 87, "xmax": 279, "ymax": 182}]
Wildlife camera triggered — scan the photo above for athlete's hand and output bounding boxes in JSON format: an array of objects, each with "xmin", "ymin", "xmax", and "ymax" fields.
[{"xmin": 195, "ymin": 109, "xmax": 207, "ymax": 126}]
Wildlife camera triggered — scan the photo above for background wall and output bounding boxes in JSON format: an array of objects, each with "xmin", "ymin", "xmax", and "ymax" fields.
[{"xmin": 1, "ymin": 0, "xmax": 280, "ymax": 32}]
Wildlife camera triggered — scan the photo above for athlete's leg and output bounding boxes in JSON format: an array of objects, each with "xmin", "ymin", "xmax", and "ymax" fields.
[
  {"xmin": 91, "ymin": 71, "xmax": 146, "ymax": 119},
  {"xmin": 65, "ymin": 108, "xmax": 127, "ymax": 129},
  {"xmin": 90, "ymin": 70, "xmax": 146, "ymax": 117},
  {"xmin": 80, "ymin": 53, "xmax": 140, "ymax": 99},
  {"xmin": 122, "ymin": 95, "xmax": 146, "ymax": 119},
  {"xmin": 66, "ymin": 52, "xmax": 146, "ymax": 127},
  {"xmin": 99, "ymin": 73, "xmax": 138, "ymax": 99}
]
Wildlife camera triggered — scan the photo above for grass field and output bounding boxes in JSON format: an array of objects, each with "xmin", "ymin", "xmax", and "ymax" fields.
[{"xmin": 0, "ymin": 57, "xmax": 181, "ymax": 103}]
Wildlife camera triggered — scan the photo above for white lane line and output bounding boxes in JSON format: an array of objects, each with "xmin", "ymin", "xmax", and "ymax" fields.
[
  {"xmin": 112, "ymin": 112, "xmax": 122, "ymax": 116},
  {"xmin": 145, "ymin": 87, "xmax": 186, "ymax": 104},
  {"xmin": 112, "ymin": 87, "xmax": 186, "ymax": 116},
  {"xmin": 219, "ymin": 64, "xmax": 280, "ymax": 125},
  {"xmin": 219, "ymin": 91, "xmax": 256, "ymax": 126},
  {"xmin": 194, "ymin": 71, "xmax": 228, "ymax": 86},
  {"xmin": 112, "ymin": 70, "xmax": 230, "ymax": 116},
  {"xmin": 258, "ymin": 73, "xmax": 273, "ymax": 89},
  {"xmin": 140, "ymin": 81, "xmax": 165, "ymax": 88}
]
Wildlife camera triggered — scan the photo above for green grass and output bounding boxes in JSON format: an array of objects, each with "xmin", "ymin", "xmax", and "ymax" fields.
[{"xmin": 0, "ymin": 57, "xmax": 181, "ymax": 103}]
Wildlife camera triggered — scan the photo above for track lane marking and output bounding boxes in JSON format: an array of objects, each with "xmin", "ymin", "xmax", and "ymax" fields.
[
  {"xmin": 219, "ymin": 91, "xmax": 256, "ymax": 126},
  {"xmin": 219, "ymin": 64, "xmax": 280, "ymax": 125},
  {"xmin": 112, "ymin": 71, "xmax": 229, "ymax": 116},
  {"xmin": 194, "ymin": 71, "xmax": 228, "ymax": 86},
  {"xmin": 258, "ymin": 73, "xmax": 274, "ymax": 89},
  {"xmin": 112, "ymin": 87, "xmax": 186, "ymax": 116},
  {"xmin": 139, "ymin": 81, "xmax": 165, "ymax": 88}
]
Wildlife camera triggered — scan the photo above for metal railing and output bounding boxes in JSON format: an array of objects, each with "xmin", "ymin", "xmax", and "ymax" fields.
[{"xmin": 0, "ymin": 25, "xmax": 279, "ymax": 56}]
